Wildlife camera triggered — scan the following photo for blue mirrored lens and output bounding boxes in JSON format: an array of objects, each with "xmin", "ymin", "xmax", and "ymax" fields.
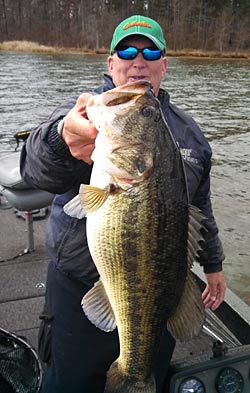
[
  {"xmin": 117, "ymin": 47, "xmax": 138, "ymax": 60},
  {"xmin": 142, "ymin": 48, "xmax": 162, "ymax": 60},
  {"xmin": 116, "ymin": 46, "xmax": 162, "ymax": 61}
]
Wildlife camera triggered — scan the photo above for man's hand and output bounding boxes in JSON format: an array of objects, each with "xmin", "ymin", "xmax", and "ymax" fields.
[
  {"xmin": 202, "ymin": 271, "xmax": 227, "ymax": 311},
  {"xmin": 62, "ymin": 93, "xmax": 98, "ymax": 164}
]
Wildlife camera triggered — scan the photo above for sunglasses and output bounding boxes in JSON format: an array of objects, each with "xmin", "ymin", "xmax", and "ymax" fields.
[{"xmin": 114, "ymin": 46, "xmax": 163, "ymax": 61}]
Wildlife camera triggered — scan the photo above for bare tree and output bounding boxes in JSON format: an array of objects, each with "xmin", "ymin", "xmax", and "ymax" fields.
[{"xmin": 1, "ymin": 0, "xmax": 9, "ymax": 38}]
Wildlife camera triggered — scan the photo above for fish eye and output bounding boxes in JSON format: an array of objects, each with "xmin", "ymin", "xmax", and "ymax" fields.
[
  {"xmin": 136, "ymin": 158, "xmax": 146, "ymax": 174},
  {"xmin": 142, "ymin": 106, "xmax": 154, "ymax": 118}
]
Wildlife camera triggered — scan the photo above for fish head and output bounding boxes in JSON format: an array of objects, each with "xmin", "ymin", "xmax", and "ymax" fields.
[{"xmin": 86, "ymin": 81, "xmax": 162, "ymax": 187}]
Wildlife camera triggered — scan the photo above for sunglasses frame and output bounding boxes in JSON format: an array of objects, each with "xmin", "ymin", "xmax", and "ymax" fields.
[{"xmin": 113, "ymin": 46, "xmax": 164, "ymax": 61}]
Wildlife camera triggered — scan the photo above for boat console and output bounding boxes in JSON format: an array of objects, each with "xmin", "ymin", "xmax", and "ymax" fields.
[
  {"xmin": 168, "ymin": 343, "xmax": 250, "ymax": 393},
  {"xmin": 166, "ymin": 265, "xmax": 250, "ymax": 393}
]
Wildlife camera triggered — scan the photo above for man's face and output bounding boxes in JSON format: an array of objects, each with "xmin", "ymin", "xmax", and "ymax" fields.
[{"xmin": 108, "ymin": 36, "xmax": 167, "ymax": 96}]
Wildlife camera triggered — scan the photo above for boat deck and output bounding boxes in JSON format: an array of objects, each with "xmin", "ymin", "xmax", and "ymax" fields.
[
  {"xmin": 0, "ymin": 205, "xmax": 49, "ymax": 349},
  {"xmin": 0, "ymin": 203, "xmax": 241, "ymax": 363}
]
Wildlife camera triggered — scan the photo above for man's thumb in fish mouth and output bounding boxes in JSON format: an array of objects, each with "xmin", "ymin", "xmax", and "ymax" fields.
[{"xmin": 75, "ymin": 93, "xmax": 94, "ymax": 116}]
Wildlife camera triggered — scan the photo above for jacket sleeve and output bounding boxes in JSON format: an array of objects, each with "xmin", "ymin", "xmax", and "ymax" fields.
[
  {"xmin": 191, "ymin": 153, "xmax": 225, "ymax": 274},
  {"xmin": 20, "ymin": 97, "xmax": 92, "ymax": 194}
]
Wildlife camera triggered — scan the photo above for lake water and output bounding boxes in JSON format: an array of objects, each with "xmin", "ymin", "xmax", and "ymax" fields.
[{"xmin": 0, "ymin": 51, "xmax": 249, "ymax": 305}]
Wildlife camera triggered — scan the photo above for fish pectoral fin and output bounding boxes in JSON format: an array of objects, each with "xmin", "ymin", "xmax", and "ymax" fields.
[
  {"xmin": 63, "ymin": 194, "xmax": 87, "ymax": 219},
  {"xmin": 167, "ymin": 271, "xmax": 205, "ymax": 341},
  {"xmin": 81, "ymin": 279, "xmax": 116, "ymax": 332},
  {"xmin": 79, "ymin": 184, "xmax": 111, "ymax": 212},
  {"xmin": 188, "ymin": 205, "xmax": 207, "ymax": 268}
]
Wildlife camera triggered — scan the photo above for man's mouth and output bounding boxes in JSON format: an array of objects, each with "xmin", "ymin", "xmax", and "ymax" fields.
[{"xmin": 129, "ymin": 76, "xmax": 149, "ymax": 81}]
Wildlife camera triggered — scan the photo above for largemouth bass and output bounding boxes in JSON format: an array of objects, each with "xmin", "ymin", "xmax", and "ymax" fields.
[{"xmin": 64, "ymin": 81, "xmax": 205, "ymax": 393}]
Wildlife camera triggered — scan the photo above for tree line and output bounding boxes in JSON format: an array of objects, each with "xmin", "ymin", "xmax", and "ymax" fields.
[{"xmin": 1, "ymin": 0, "xmax": 249, "ymax": 52}]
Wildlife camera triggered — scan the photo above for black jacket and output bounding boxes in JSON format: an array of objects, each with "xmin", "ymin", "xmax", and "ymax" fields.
[{"xmin": 20, "ymin": 74, "xmax": 224, "ymax": 286}]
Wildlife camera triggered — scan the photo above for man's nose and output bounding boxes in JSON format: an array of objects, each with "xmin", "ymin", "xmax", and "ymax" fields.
[{"xmin": 133, "ymin": 53, "xmax": 146, "ymax": 66}]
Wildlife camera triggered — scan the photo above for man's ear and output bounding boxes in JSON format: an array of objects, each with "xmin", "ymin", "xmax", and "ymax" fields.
[
  {"xmin": 161, "ymin": 57, "xmax": 168, "ymax": 79},
  {"xmin": 107, "ymin": 56, "xmax": 114, "ymax": 76}
]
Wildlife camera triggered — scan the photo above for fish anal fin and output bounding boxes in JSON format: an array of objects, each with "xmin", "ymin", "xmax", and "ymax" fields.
[
  {"xmin": 167, "ymin": 271, "xmax": 205, "ymax": 341},
  {"xmin": 81, "ymin": 279, "xmax": 116, "ymax": 332}
]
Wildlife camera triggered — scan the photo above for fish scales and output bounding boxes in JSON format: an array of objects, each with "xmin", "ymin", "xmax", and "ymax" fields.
[{"xmin": 64, "ymin": 81, "xmax": 205, "ymax": 393}]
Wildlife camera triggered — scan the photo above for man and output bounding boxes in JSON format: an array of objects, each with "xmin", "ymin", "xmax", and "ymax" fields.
[{"xmin": 21, "ymin": 15, "xmax": 226, "ymax": 393}]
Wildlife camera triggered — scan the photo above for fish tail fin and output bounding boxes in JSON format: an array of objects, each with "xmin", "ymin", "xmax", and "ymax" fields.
[{"xmin": 104, "ymin": 361, "xmax": 156, "ymax": 393}]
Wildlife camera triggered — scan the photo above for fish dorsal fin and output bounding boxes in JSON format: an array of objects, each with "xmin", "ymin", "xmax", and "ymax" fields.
[
  {"xmin": 167, "ymin": 271, "xmax": 205, "ymax": 340},
  {"xmin": 63, "ymin": 194, "xmax": 87, "ymax": 219},
  {"xmin": 188, "ymin": 205, "xmax": 206, "ymax": 268},
  {"xmin": 81, "ymin": 279, "xmax": 117, "ymax": 332},
  {"xmin": 79, "ymin": 184, "xmax": 111, "ymax": 213}
]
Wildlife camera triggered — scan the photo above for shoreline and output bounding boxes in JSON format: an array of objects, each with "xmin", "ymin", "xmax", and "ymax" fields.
[{"xmin": 1, "ymin": 40, "xmax": 250, "ymax": 60}]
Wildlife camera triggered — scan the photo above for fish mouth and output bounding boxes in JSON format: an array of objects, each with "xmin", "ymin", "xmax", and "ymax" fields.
[{"xmin": 88, "ymin": 81, "xmax": 152, "ymax": 108}]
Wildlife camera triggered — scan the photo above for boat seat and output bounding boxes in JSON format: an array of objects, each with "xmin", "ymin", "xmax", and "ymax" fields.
[{"xmin": 0, "ymin": 151, "xmax": 54, "ymax": 252}]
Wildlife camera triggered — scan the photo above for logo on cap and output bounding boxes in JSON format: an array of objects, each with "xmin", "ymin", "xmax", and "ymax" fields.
[{"xmin": 123, "ymin": 21, "xmax": 152, "ymax": 30}]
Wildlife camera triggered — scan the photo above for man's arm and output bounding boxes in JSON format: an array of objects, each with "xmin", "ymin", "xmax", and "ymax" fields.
[
  {"xmin": 192, "ymin": 160, "xmax": 226, "ymax": 310},
  {"xmin": 20, "ymin": 94, "xmax": 97, "ymax": 194}
]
